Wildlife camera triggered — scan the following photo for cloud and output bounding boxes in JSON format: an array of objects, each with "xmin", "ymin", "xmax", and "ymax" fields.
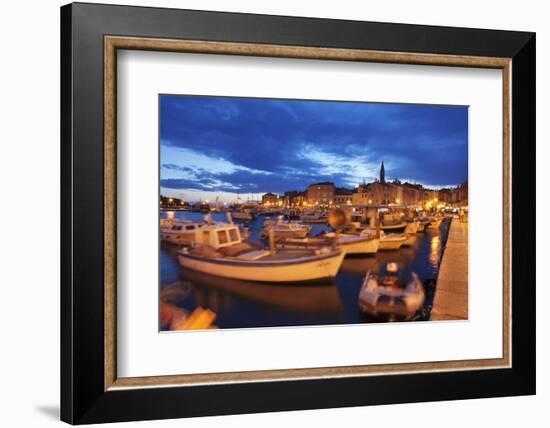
[{"xmin": 159, "ymin": 95, "xmax": 468, "ymax": 199}]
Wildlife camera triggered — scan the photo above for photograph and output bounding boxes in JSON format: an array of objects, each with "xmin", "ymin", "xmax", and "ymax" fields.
[{"xmin": 158, "ymin": 95, "xmax": 469, "ymax": 330}]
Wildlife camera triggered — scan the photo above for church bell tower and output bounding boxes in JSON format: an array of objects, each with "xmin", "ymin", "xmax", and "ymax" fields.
[{"xmin": 380, "ymin": 161, "xmax": 386, "ymax": 184}]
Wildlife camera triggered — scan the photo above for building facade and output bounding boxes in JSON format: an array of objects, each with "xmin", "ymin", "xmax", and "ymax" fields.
[
  {"xmin": 437, "ymin": 182, "xmax": 468, "ymax": 207},
  {"xmin": 283, "ymin": 190, "xmax": 306, "ymax": 208},
  {"xmin": 333, "ymin": 188, "xmax": 353, "ymax": 207},
  {"xmin": 306, "ymin": 182, "xmax": 335, "ymax": 207},
  {"xmin": 261, "ymin": 192, "xmax": 280, "ymax": 206},
  {"xmin": 350, "ymin": 162, "xmax": 466, "ymax": 208}
]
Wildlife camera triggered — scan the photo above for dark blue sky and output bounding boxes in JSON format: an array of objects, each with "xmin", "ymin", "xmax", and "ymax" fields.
[{"xmin": 160, "ymin": 95, "xmax": 468, "ymax": 202}]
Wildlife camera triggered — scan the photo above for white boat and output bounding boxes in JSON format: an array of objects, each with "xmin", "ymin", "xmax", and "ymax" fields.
[
  {"xmin": 178, "ymin": 223, "xmax": 345, "ymax": 283},
  {"xmin": 279, "ymin": 233, "xmax": 379, "ymax": 256},
  {"xmin": 358, "ymin": 266, "xmax": 425, "ymax": 321},
  {"xmin": 404, "ymin": 222, "xmax": 419, "ymax": 234},
  {"xmin": 231, "ymin": 210, "xmax": 255, "ymax": 221},
  {"xmin": 160, "ymin": 220, "xmax": 206, "ymax": 245},
  {"xmin": 358, "ymin": 229, "xmax": 406, "ymax": 250},
  {"xmin": 260, "ymin": 218, "xmax": 311, "ymax": 240},
  {"xmin": 323, "ymin": 233, "xmax": 379, "ymax": 255},
  {"xmin": 300, "ymin": 212, "xmax": 328, "ymax": 224},
  {"xmin": 380, "ymin": 213, "xmax": 407, "ymax": 233}
]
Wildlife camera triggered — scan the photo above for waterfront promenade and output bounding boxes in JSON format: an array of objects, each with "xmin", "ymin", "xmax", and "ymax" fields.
[{"xmin": 431, "ymin": 218, "xmax": 468, "ymax": 320}]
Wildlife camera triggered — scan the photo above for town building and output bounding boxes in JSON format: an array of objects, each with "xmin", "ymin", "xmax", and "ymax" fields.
[
  {"xmin": 350, "ymin": 162, "xmax": 467, "ymax": 208},
  {"xmin": 261, "ymin": 192, "xmax": 281, "ymax": 206},
  {"xmin": 283, "ymin": 190, "xmax": 306, "ymax": 208},
  {"xmin": 306, "ymin": 181, "xmax": 335, "ymax": 207},
  {"xmin": 333, "ymin": 188, "xmax": 353, "ymax": 207},
  {"xmin": 438, "ymin": 182, "xmax": 468, "ymax": 207}
]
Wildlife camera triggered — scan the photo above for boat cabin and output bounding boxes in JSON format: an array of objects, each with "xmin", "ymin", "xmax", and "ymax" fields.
[{"xmin": 195, "ymin": 224, "xmax": 243, "ymax": 250}]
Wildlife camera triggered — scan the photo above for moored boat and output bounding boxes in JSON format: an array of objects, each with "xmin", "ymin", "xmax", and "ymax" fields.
[
  {"xmin": 260, "ymin": 218, "xmax": 311, "ymax": 240},
  {"xmin": 380, "ymin": 213, "xmax": 407, "ymax": 233},
  {"xmin": 279, "ymin": 233, "xmax": 379, "ymax": 256},
  {"xmin": 404, "ymin": 221, "xmax": 419, "ymax": 234},
  {"xmin": 358, "ymin": 264, "xmax": 425, "ymax": 321},
  {"xmin": 178, "ymin": 223, "xmax": 344, "ymax": 283},
  {"xmin": 360, "ymin": 230, "xmax": 406, "ymax": 250},
  {"xmin": 300, "ymin": 212, "xmax": 328, "ymax": 224},
  {"xmin": 160, "ymin": 219, "xmax": 206, "ymax": 245},
  {"xmin": 231, "ymin": 210, "xmax": 256, "ymax": 221}
]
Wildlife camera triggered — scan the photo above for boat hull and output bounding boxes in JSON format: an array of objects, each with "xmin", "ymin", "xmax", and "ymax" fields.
[
  {"xmin": 381, "ymin": 223, "xmax": 407, "ymax": 234},
  {"xmin": 378, "ymin": 235, "xmax": 406, "ymax": 250},
  {"xmin": 337, "ymin": 236, "xmax": 379, "ymax": 255},
  {"xmin": 178, "ymin": 250, "xmax": 345, "ymax": 283},
  {"xmin": 160, "ymin": 230, "xmax": 196, "ymax": 246},
  {"xmin": 404, "ymin": 222, "xmax": 419, "ymax": 234}
]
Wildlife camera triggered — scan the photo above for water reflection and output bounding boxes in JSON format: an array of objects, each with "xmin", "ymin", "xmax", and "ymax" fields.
[
  {"xmin": 182, "ymin": 269, "xmax": 343, "ymax": 316},
  {"xmin": 159, "ymin": 211, "xmax": 450, "ymax": 330},
  {"xmin": 430, "ymin": 235, "xmax": 441, "ymax": 268}
]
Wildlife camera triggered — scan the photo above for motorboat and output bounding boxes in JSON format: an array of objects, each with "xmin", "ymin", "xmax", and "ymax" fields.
[
  {"xmin": 404, "ymin": 221, "xmax": 419, "ymax": 234},
  {"xmin": 260, "ymin": 217, "xmax": 311, "ymax": 240},
  {"xmin": 359, "ymin": 229, "xmax": 406, "ymax": 250},
  {"xmin": 161, "ymin": 213, "xmax": 248, "ymax": 245},
  {"xmin": 358, "ymin": 264, "xmax": 425, "ymax": 321},
  {"xmin": 279, "ymin": 233, "xmax": 379, "ymax": 256},
  {"xmin": 160, "ymin": 219, "xmax": 206, "ymax": 246},
  {"xmin": 300, "ymin": 212, "xmax": 328, "ymax": 224},
  {"xmin": 178, "ymin": 223, "xmax": 345, "ymax": 283},
  {"xmin": 231, "ymin": 210, "xmax": 256, "ymax": 221},
  {"xmin": 380, "ymin": 213, "xmax": 407, "ymax": 233}
]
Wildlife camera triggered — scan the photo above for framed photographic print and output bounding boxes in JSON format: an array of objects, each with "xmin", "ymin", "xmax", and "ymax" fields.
[{"xmin": 61, "ymin": 2, "xmax": 536, "ymax": 424}]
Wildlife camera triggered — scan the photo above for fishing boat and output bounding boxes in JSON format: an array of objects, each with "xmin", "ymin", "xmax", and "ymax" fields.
[
  {"xmin": 178, "ymin": 223, "xmax": 345, "ymax": 283},
  {"xmin": 161, "ymin": 213, "xmax": 249, "ymax": 245},
  {"xmin": 160, "ymin": 219, "xmax": 206, "ymax": 246},
  {"xmin": 260, "ymin": 217, "xmax": 311, "ymax": 240},
  {"xmin": 359, "ymin": 230, "xmax": 407, "ymax": 250},
  {"xmin": 380, "ymin": 213, "xmax": 407, "ymax": 233},
  {"xmin": 404, "ymin": 221, "xmax": 419, "ymax": 234},
  {"xmin": 279, "ymin": 233, "xmax": 379, "ymax": 256},
  {"xmin": 231, "ymin": 210, "xmax": 256, "ymax": 221},
  {"xmin": 358, "ymin": 264, "xmax": 425, "ymax": 321},
  {"xmin": 300, "ymin": 212, "xmax": 328, "ymax": 224}
]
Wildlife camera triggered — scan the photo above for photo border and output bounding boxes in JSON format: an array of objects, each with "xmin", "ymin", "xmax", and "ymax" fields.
[
  {"xmin": 104, "ymin": 36, "xmax": 511, "ymax": 391},
  {"xmin": 61, "ymin": 3, "xmax": 534, "ymax": 423}
]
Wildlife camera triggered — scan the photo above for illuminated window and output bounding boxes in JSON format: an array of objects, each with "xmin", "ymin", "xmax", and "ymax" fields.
[
  {"xmin": 228, "ymin": 228, "xmax": 239, "ymax": 242},
  {"xmin": 217, "ymin": 230, "xmax": 229, "ymax": 244}
]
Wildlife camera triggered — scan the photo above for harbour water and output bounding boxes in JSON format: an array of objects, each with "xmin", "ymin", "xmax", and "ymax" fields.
[{"xmin": 160, "ymin": 211, "xmax": 451, "ymax": 330}]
